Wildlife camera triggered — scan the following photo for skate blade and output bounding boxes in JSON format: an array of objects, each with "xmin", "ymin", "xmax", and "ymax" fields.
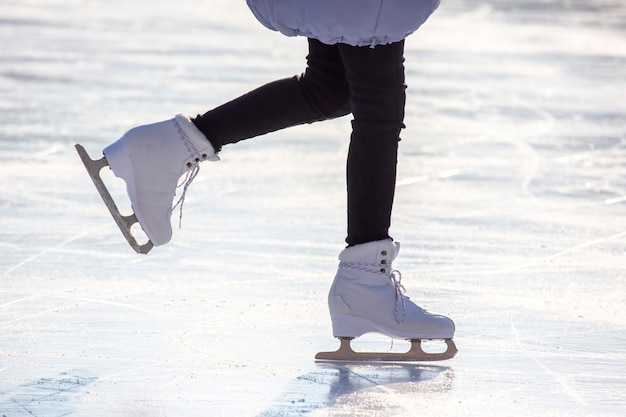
[
  {"xmin": 75, "ymin": 144, "xmax": 154, "ymax": 254},
  {"xmin": 315, "ymin": 337, "xmax": 457, "ymax": 362}
]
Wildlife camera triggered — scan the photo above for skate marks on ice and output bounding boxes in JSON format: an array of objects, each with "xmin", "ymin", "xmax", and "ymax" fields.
[
  {"xmin": 486, "ymin": 230, "xmax": 626, "ymax": 276},
  {"xmin": 505, "ymin": 319, "xmax": 626, "ymax": 410},
  {"xmin": 0, "ymin": 0, "xmax": 624, "ymax": 416},
  {"xmin": 74, "ymin": 144, "xmax": 153, "ymax": 254},
  {"xmin": 256, "ymin": 362, "xmax": 454, "ymax": 417},
  {"xmin": 1, "ymin": 226, "xmax": 109, "ymax": 278},
  {"xmin": 0, "ymin": 370, "xmax": 97, "ymax": 417},
  {"xmin": 510, "ymin": 322, "xmax": 588, "ymax": 406},
  {"xmin": 395, "ymin": 169, "xmax": 461, "ymax": 187}
]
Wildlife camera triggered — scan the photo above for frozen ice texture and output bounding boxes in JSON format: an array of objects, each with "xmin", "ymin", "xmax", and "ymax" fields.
[{"xmin": 1, "ymin": 1, "xmax": 624, "ymax": 416}]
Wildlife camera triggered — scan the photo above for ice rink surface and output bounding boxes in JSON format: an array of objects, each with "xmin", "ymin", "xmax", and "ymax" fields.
[{"xmin": 1, "ymin": 0, "xmax": 625, "ymax": 416}]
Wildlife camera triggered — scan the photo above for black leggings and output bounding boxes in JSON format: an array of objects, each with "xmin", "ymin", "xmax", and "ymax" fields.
[{"xmin": 193, "ymin": 38, "xmax": 406, "ymax": 246}]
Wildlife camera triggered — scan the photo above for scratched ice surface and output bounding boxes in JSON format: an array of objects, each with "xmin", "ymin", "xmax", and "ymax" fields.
[{"xmin": 1, "ymin": 0, "xmax": 625, "ymax": 416}]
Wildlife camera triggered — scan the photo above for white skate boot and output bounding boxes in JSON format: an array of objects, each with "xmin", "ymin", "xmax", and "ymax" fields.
[
  {"xmin": 75, "ymin": 114, "xmax": 217, "ymax": 253},
  {"xmin": 316, "ymin": 239, "xmax": 457, "ymax": 362}
]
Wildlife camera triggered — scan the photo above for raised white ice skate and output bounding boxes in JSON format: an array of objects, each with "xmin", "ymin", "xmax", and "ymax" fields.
[
  {"xmin": 316, "ymin": 239, "xmax": 457, "ymax": 362},
  {"xmin": 75, "ymin": 114, "xmax": 217, "ymax": 254}
]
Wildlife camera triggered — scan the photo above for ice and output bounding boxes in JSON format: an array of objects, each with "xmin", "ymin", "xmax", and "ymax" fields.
[{"xmin": 1, "ymin": 0, "xmax": 625, "ymax": 416}]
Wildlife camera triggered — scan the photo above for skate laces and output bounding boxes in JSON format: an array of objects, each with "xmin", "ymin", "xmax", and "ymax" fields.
[
  {"xmin": 339, "ymin": 260, "xmax": 408, "ymax": 325},
  {"xmin": 172, "ymin": 162, "xmax": 201, "ymax": 228},
  {"xmin": 390, "ymin": 270, "xmax": 407, "ymax": 325},
  {"xmin": 172, "ymin": 115, "xmax": 217, "ymax": 228}
]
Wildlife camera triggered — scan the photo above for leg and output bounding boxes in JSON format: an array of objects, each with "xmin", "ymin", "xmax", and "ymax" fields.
[
  {"xmin": 80, "ymin": 39, "xmax": 352, "ymax": 250},
  {"xmin": 338, "ymin": 41, "xmax": 406, "ymax": 246},
  {"xmin": 318, "ymin": 43, "xmax": 456, "ymax": 361},
  {"xmin": 192, "ymin": 39, "xmax": 351, "ymax": 152}
]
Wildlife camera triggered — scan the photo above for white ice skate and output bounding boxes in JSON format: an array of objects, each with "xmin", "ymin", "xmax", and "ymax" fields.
[
  {"xmin": 316, "ymin": 239, "xmax": 457, "ymax": 362},
  {"xmin": 75, "ymin": 114, "xmax": 217, "ymax": 254}
]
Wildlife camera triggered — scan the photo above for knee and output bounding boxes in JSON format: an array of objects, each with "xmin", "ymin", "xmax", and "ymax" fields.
[{"xmin": 297, "ymin": 70, "xmax": 351, "ymax": 120}]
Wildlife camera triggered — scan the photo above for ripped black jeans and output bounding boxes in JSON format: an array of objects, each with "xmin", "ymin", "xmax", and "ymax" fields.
[{"xmin": 193, "ymin": 38, "xmax": 406, "ymax": 246}]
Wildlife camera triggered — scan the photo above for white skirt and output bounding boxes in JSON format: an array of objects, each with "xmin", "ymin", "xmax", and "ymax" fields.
[{"xmin": 246, "ymin": 0, "xmax": 440, "ymax": 47}]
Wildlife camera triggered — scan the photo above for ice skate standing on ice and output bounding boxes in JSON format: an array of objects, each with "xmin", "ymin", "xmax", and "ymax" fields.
[
  {"xmin": 316, "ymin": 239, "xmax": 457, "ymax": 362},
  {"xmin": 75, "ymin": 114, "xmax": 218, "ymax": 254}
]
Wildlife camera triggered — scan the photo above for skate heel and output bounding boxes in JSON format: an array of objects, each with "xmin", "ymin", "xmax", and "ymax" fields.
[
  {"xmin": 331, "ymin": 312, "xmax": 454, "ymax": 340},
  {"xmin": 330, "ymin": 313, "xmax": 385, "ymax": 338},
  {"xmin": 103, "ymin": 139, "xmax": 135, "ymax": 193},
  {"xmin": 102, "ymin": 139, "xmax": 157, "ymax": 244},
  {"xmin": 75, "ymin": 144, "xmax": 154, "ymax": 254}
]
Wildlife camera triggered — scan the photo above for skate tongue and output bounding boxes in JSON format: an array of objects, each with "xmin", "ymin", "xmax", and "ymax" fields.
[{"xmin": 172, "ymin": 164, "xmax": 200, "ymax": 228}]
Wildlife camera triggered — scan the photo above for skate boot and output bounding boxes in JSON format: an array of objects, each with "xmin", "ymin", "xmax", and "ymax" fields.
[
  {"xmin": 316, "ymin": 239, "xmax": 457, "ymax": 361},
  {"xmin": 75, "ymin": 114, "xmax": 217, "ymax": 253}
]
